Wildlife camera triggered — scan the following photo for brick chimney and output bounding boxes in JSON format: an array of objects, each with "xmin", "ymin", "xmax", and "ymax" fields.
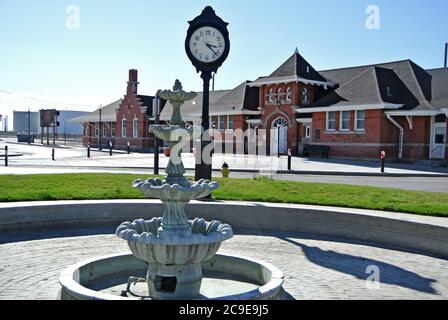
[{"xmin": 127, "ymin": 69, "xmax": 139, "ymax": 95}]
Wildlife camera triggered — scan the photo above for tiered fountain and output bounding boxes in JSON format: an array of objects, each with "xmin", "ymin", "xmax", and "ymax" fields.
[
  {"xmin": 58, "ymin": 81, "xmax": 284, "ymax": 300},
  {"xmin": 116, "ymin": 80, "xmax": 233, "ymax": 299}
]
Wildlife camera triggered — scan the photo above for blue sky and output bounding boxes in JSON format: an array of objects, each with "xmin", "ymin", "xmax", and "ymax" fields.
[{"xmin": 0, "ymin": 0, "xmax": 447, "ymax": 111}]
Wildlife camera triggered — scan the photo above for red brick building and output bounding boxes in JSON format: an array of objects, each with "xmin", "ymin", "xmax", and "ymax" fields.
[
  {"xmin": 77, "ymin": 51, "xmax": 448, "ymax": 161},
  {"xmin": 247, "ymin": 49, "xmax": 448, "ymax": 161},
  {"xmin": 75, "ymin": 70, "xmax": 156, "ymax": 151}
]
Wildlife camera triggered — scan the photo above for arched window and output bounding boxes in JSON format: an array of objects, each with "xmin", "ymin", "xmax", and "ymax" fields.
[
  {"xmin": 268, "ymin": 88, "xmax": 274, "ymax": 103},
  {"xmin": 301, "ymin": 87, "xmax": 309, "ymax": 104},
  {"xmin": 277, "ymin": 88, "xmax": 282, "ymax": 103},
  {"xmin": 271, "ymin": 117, "xmax": 289, "ymax": 128},
  {"xmin": 286, "ymin": 87, "xmax": 292, "ymax": 103}
]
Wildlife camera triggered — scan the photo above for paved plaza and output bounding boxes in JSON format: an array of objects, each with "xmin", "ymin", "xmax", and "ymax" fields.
[{"xmin": 1, "ymin": 229, "xmax": 447, "ymax": 300}]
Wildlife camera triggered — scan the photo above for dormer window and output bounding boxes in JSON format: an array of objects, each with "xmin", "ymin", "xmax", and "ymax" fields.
[
  {"xmin": 285, "ymin": 87, "xmax": 292, "ymax": 103},
  {"xmin": 277, "ymin": 88, "xmax": 282, "ymax": 103},
  {"xmin": 306, "ymin": 66, "xmax": 310, "ymax": 73},
  {"xmin": 386, "ymin": 86, "xmax": 392, "ymax": 97}
]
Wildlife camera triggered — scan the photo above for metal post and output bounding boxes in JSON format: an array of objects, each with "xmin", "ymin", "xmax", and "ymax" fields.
[
  {"xmin": 87, "ymin": 144, "xmax": 90, "ymax": 158},
  {"xmin": 27, "ymin": 108, "xmax": 31, "ymax": 145},
  {"xmin": 4, "ymin": 146, "xmax": 8, "ymax": 167},
  {"xmin": 99, "ymin": 108, "xmax": 103, "ymax": 151},
  {"xmin": 195, "ymin": 71, "xmax": 213, "ymax": 181},
  {"xmin": 287, "ymin": 148, "xmax": 292, "ymax": 171},
  {"xmin": 154, "ymin": 97, "xmax": 160, "ymax": 175},
  {"xmin": 277, "ymin": 126, "xmax": 280, "ymax": 158},
  {"xmin": 109, "ymin": 141, "xmax": 112, "ymax": 156},
  {"xmin": 380, "ymin": 150, "xmax": 386, "ymax": 173},
  {"xmin": 127, "ymin": 141, "xmax": 130, "ymax": 154},
  {"xmin": 52, "ymin": 148, "xmax": 55, "ymax": 161},
  {"xmin": 445, "ymin": 43, "xmax": 447, "ymax": 69}
]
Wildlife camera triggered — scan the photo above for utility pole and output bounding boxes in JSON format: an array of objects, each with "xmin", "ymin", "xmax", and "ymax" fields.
[
  {"xmin": 444, "ymin": 43, "xmax": 447, "ymax": 68},
  {"xmin": 154, "ymin": 96, "xmax": 160, "ymax": 175},
  {"xmin": 99, "ymin": 107, "xmax": 103, "ymax": 151},
  {"xmin": 27, "ymin": 108, "xmax": 31, "ymax": 144}
]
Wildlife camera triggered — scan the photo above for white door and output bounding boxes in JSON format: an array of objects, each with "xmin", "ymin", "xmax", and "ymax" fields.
[
  {"xmin": 270, "ymin": 117, "xmax": 288, "ymax": 155},
  {"xmin": 430, "ymin": 121, "xmax": 446, "ymax": 159}
]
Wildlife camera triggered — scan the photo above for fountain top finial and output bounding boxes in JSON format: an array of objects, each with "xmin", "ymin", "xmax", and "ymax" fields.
[{"xmin": 173, "ymin": 79, "xmax": 183, "ymax": 91}]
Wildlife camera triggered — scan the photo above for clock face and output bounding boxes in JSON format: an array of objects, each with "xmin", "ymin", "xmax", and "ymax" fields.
[{"xmin": 189, "ymin": 26, "xmax": 225, "ymax": 63}]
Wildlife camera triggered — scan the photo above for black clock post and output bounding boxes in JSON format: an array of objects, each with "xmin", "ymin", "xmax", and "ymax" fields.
[{"xmin": 185, "ymin": 6, "xmax": 230, "ymax": 181}]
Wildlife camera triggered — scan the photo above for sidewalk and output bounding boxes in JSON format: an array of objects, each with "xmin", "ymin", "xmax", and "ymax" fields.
[{"xmin": 1, "ymin": 138, "xmax": 448, "ymax": 176}]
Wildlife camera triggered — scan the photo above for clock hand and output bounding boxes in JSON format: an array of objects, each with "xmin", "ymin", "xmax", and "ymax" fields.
[{"xmin": 206, "ymin": 43, "xmax": 218, "ymax": 55}]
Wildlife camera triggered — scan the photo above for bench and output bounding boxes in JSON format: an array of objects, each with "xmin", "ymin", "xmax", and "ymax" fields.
[{"xmin": 302, "ymin": 144, "xmax": 330, "ymax": 158}]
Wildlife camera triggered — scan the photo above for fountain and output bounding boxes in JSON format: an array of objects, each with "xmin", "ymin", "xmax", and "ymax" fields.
[
  {"xmin": 58, "ymin": 81, "xmax": 284, "ymax": 300},
  {"xmin": 115, "ymin": 80, "xmax": 233, "ymax": 299}
]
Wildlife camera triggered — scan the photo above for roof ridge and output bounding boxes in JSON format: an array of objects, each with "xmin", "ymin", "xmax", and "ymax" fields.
[
  {"xmin": 335, "ymin": 66, "xmax": 377, "ymax": 89},
  {"xmin": 397, "ymin": 60, "xmax": 432, "ymax": 107},
  {"xmin": 319, "ymin": 59, "xmax": 410, "ymax": 73}
]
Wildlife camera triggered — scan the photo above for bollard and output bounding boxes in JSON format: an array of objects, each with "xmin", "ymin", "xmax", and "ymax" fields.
[
  {"xmin": 109, "ymin": 141, "xmax": 113, "ymax": 156},
  {"xmin": 4, "ymin": 146, "xmax": 8, "ymax": 167},
  {"xmin": 380, "ymin": 150, "xmax": 386, "ymax": 173},
  {"xmin": 127, "ymin": 142, "xmax": 130, "ymax": 155},
  {"xmin": 287, "ymin": 148, "xmax": 292, "ymax": 171},
  {"xmin": 52, "ymin": 148, "xmax": 55, "ymax": 161},
  {"xmin": 87, "ymin": 144, "xmax": 91, "ymax": 158}
]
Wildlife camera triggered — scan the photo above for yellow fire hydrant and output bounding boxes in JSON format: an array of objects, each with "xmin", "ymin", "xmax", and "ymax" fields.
[{"xmin": 221, "ymin": 162, "xmax": 230, "ymax": 178}]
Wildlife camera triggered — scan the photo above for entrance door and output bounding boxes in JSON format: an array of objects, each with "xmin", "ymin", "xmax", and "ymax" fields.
[
  {"xmin": 270, "ymin": 117, "xmax": 288, "ymax": 155},
  {"xmin": 430, "ymin": 116, "xmax": 447, "ymax": 159}
]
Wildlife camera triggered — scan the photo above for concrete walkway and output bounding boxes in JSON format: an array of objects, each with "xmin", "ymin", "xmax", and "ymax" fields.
[{"xmin": 1, "ymin": 229, "xmax": 447, "ymax": 300}]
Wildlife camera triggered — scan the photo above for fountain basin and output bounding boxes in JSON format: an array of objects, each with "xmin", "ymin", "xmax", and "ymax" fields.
[
  {"xmin": 59, "ymin": 253, "xmax": 285, "ymax": 300},
  {"xmin": 116, "ymin": 217, "xmax": 233, "ymax": 299}
]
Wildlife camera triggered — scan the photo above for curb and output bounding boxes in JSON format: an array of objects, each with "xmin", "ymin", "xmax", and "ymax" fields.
[{"xmin": 7, "ymin": 164, "xmax": 448, "ymax": 177}]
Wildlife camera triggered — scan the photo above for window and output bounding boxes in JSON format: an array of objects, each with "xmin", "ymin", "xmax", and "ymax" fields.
[
  {"xmin": 277, "ymin": 88, "xmax": 282, "ymax": 103},
  {"xmin": 95, "ymin": 125, "xmax": 99, "ymax": 137},
  {"xmin": 326, "ymin": 112, "xmax": 336, "ymax": 131},
  {"xmin": 209, "ymin": 116, "xmax": 216, "ymax": 129},
  {"xmin": 305, "ymin": 126, "xmax": 310, "ymax": 138},
  {"xmin": 111, "ymin": 123, "xmax": 116, "ymax": 137},
  {"xmin": 103, "ymin": 125, "xmax": 107, "ymax": 137},
  {"xmin": 122, "ymin": 118, "xmax": 127, "ymax": 137},
  {"xmin": 218, "ymin": 115, "xmax": 225, "ymax": 130},
  {"xmin": 355, "ymin": 110, "xmax": 365, "ymax": 131},
  {"xmin": 340, "ymin": 111, "xmax": 351, "ymax": 131},
  {"xmin": 285, "ymin": 87, "xmax": 291, "ymax": 103},
  {"xmin": 386, "ymin": 86, "xmax": 392, "ymax": 97},
  {"xmin": 301, "ymin": 88, "xmax": 309, "ymax": 104},
  {"xmin": 435, "ymin": 127, "xmax": 445, "ymax": 144},
  {"xmin": 268, "ymin": 88, "xmax": 274, "ymax": 103},
  {"xmin": 227, "ymin": 116, "xmax": 233, "ymax": 130},
  {"xmin": 133, "ymin": 117, "xmax": 138, "ymax": 138}
]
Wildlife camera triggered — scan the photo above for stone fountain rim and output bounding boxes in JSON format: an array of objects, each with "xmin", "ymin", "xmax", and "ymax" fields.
[{"xmin": 59, "ymin": 252, "xmax": 285, "ymax": 300}]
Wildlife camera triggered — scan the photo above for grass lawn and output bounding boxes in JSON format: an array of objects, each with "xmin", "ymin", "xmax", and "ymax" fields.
[{"xmin": 0, "ymin": 173, "xmax": 447, "ymax": 217}]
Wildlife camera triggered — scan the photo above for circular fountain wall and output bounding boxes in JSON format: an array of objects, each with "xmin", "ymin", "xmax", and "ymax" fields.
[{"xmin": 59, "ymin": 252, "xmax": 285, "ymax": 300}]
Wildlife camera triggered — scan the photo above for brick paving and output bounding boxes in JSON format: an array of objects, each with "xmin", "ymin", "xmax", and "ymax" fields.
[{"xmin": 1, "ymin": 230, "xmax": 448, "ymax": 300}]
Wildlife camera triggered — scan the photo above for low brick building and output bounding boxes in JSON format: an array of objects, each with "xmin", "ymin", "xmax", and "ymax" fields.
[
  {"xmin": 73, "ymin": 69, "xmax": 156, "ymax": 151},
  {"xmin": 247, "ymin": 49, "xmax": 448, "ymax": 161}
]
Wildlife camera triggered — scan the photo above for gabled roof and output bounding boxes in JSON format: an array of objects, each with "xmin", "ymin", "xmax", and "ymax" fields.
[
  {"xmin": 160, "ymin": 81, "xmax": 260, "ymax": 121},
  {"xmin": 159, "ymin": 90, "xmax": 229, "ymax": 121},
  {"xmin": 309, "ymin": 59, "xmax": 440, "ymax": 111},
  {"xmin": 69, "ymin": 99, "xmax": 122, "ymax": 123},
  {"xmin": 426, "ymin": 68, "xmax": 448, "ymax": 108},
  {"xmin": 249, "ymin": 49, "xmax": 333, "ymax": 87},
  {"xmin": 269, "ymin": 48, "xmax": 328, "ymax": 82}
]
